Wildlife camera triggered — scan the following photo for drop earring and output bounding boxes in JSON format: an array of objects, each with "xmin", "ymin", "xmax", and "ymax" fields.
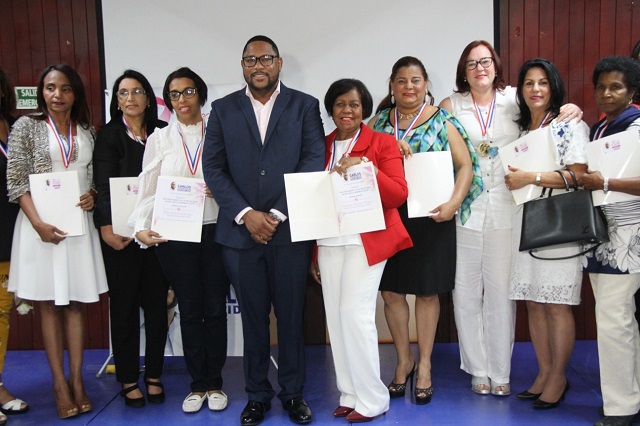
[{"xmin": 391, "ymin": 92, "xmax": 395, "ymax": 104}]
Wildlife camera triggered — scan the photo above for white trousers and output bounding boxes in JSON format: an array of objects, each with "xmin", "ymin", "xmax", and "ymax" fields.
[
  {"xmin": 453, "ymin": 216, "xmax": 516, "ymax": 384},
  {"xmin": 590, "ymin": 272, "xmax": 640, "ymax": 416},
  {"xmin": 318, "ymin": 245, "xmax": 389, "ymax": 417}
]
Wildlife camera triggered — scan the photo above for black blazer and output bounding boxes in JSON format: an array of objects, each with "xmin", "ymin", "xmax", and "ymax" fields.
[
  {"xmin": 203, "ymin": 83, "xmax": 325, "ymax": 249},
  {"xmin": 93, "ymin": 118, "xmax": 167, "ymax": 228}
]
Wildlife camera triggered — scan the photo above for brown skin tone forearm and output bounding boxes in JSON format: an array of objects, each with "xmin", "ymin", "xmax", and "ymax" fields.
[{"xmin": 580, "ymin": 170, "xmax": 640, "ymax": 195}]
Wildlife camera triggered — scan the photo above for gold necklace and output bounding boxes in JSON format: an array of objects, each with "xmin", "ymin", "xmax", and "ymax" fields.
[{"xmin": 397, "ymin": 108, "xmax": 421, "ymax": 120}]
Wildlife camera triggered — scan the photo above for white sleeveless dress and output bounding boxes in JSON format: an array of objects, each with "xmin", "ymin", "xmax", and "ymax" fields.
[{"xmin": 8, "ymin": 126, "xmax": 108, "ymax": 305}]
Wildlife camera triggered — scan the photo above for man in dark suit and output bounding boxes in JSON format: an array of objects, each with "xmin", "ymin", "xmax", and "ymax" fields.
[{"xmin": 202, "ymin": 35, "xmax": 325, "ymax": 426}]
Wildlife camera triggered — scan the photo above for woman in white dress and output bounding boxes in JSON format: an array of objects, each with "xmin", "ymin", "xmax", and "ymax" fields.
[
  {"xmin": 505, "ymin": 58, "xmax": 587, "ymax": 409},
  {"xmin": 6, "ymin": 64, "xmax": 107, "ymax": 419},
  {"xmin": 439, "ymin": 41, "xmax": 582, "ymax": 396}
]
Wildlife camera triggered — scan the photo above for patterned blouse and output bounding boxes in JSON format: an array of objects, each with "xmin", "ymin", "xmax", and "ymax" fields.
[
  {"xmin": 371, "ymin": 107, "xmax": 482, "ymax": 224},
  {"xmin": 585, "ymin": 118, "xmax": 640, "ymax": 274},
  {"xmin": 6, "ymin": 115, "xmax": 95, "ymax": 203}
]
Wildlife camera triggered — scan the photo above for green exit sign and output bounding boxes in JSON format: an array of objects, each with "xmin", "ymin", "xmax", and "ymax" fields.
[{"xmin": 15, "ymin": 87, "xmax": 37, "ymax": 110}]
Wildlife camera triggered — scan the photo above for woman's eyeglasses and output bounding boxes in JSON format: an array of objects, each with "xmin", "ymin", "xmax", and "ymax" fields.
[
  {"xmin": 167, "ymin": 87, "xmax": 197, "ymax": 101},
  {"xmin": 117, "ymin": 88, "xmax": 146, "ymax": 99},
  {"xmin": 466, "ymin": 57, "xmax": 494, "ymax": 70}
]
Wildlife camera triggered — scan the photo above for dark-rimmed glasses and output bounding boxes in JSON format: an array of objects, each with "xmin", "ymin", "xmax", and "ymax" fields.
[
  {"xmin": 117, "ymin": 88, "xmax": 146, "ymax": 99},
  {"xmin": 466, "ymin": 57, "xmax": 494, "ymax": 70},
  {"xmin": 167, "ymin": 87, "xmax": 197, "ymax": 101},
  {"xmin": 242, "ymin": 55, "xmax": 278, "ymax": 67}
]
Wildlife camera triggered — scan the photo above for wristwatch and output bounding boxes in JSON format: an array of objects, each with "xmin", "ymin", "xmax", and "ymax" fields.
[
  {"xmin": 535, "ymin": 172, "xmax": 542, "ymax": 186},
  {"xmin": 603, "ymin": 177, "xmax": 609, "ymax": 194},
  {"xmin": 269, "ymin": 212, "xmax": 283, "ymax": 223}
]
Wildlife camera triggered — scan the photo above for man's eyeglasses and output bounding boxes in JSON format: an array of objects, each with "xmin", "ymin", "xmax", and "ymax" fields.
[
  {"xmin": 466, "ymin": 57, "xmax": 494, "ymax": 70},
  {"xmin": 117, "ymin": 88, "xmax": 146, "ymax": 99},
  {"xmin": 242, "ymin": 55, "xmax": 278, "ymax": 67},
  {"xmin": 167, "ymin": 87, "xmax": 197, "ymax": 101}
]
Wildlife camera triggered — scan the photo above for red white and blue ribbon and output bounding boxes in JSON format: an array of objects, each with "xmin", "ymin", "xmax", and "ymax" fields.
[
  {"xmin": 0, "ymin": 141, "xmax": 7, "ymax": 160},
  {"xmin": 328, "ymin": 126, "xmax": 361, "ymax": 170},
  {"xmin": 537, "ymin": 111, "xmax": 552, "ymax": 129},
  {"xmin": 594, "ymin": 122, "xmax": 608, "ymax": 140},
  {"xmin": 46, "ymin": 115, "xmax": 73, "ymax": 168},
  {"xmin": 471, "ymin": 91, "xmax": 496, "ymax": 141},
  {"xmin": 394, "ymin": 101, "xmax": 429, "ymax": 141},
  {"xmin": 122, "ymin": 116, "xmax": 146, "ymax": 145},
  {"xmin": 178, "ymin": 121, "xmax": 205, "ymax": 175}
]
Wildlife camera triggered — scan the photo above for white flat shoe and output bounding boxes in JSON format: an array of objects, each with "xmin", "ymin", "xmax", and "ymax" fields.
[
  {"xmin": 207, "ymin": 390, "xmax": 228, "ymax": 411},
  {"xmin": 182, "ymin": 392, "xmax": 206, "ymax": 413},
  {"xmin": 471, "ymin": 376, "xmax": 490, "ymax": 395},
  {"xmin": 490, "ymin": 381, "xmax": 511, "ymax": 396}
]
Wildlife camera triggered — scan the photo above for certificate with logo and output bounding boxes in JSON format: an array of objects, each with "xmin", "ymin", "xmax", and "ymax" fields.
[
  {"xmin": 109, "ymin": 177, "xmax": 139, "ymax": 236},
  {"xmin": 404, "ymin": 151, "xmax": 454, "ymax": 217},
  {"xmin": 499, "ymin": 127, "xmax": 559, "ymax": 205},
  {"xmin": 29, "ymin": 171, "xmax": 84, "ymax": 236},
  {"xmin": 151, "ymin": 176, "xmax": 206, "ymax": 243},
  {"xmin": 586, "ymin": 130, "xmax": 640, "ymax": 206},
  {"xmin": 284, "ymin": 163, "xmax": 385, "ymax": 242}
]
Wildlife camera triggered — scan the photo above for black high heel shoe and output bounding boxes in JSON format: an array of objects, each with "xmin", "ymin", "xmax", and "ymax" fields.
[
  {"xmin": 532, "ymin": 381, "xmax": 570, "ymax": 409},
  {"xmin": 120, "ymin": 384, "xmax": 145, "ymax": 408},
  {"xmin": 516, "ymin": 390, "xmax": 542, "ymax": 400},
  {"xmin": 387, "ymin": 362, "xmax": 416, "ymax": 398},
  {"xmin": 414, "ymin": 384, "xmax": 434, "ymax": 405}
]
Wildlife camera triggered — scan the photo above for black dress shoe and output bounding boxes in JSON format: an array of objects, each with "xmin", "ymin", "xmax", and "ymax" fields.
[
  {"xmin": 241, "ymin": 400, "xmax": 271, "ymax": 426},
  {"xmin": 516, "ymin": 390, "xmax": 542, "ymax": 400},
  {"xmin": 120, "ymin": 384, "xmax": 145, "ymax": 408},
  {"xmin": 283, "ymin": 397, "xmax": 312, "ymax": 424},
  {"xmin": 594, "ymin": 414, "xmax": 635, "ymax": 426},
  {"xmin": 144, "ymin": 380, "xmax": 165, "ymax": 404}
]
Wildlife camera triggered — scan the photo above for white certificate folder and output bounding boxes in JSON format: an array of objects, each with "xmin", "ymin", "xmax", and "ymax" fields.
[
  {"xmin": 404, "ymin": 151, "xmax": 454, "ymax": 218},
  {"xmin": 109, "ymin": 177, "xmax": 139, "ymax": 236},
  {"xmin": 586, "ymin": 130, "xmax": 640, "ymax": 206},
  {"xmin": 29, "ymin": 171, "xmax": 84, "ymax": 236},
  {"xmin": 151, "ymin": 176, "xmax": 206, "ymax": 243},
  {"xmin": 499, "ymin": 127, "xmax": 559, "ymax": 205},
  {"xmin": 284, "ymin": 163, "xmax": 386, "ymax": 242}
]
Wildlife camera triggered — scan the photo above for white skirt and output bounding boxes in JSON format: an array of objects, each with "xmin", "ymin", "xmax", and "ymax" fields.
[{"xmin": 8, "ymin": 210, "xmax": 108, "ymax": 305}]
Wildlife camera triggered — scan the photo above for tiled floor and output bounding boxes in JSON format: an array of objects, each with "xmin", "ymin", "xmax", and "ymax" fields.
[{"xmin": 2, "ymin": 340, "xmax": 605, "ymax": 425}]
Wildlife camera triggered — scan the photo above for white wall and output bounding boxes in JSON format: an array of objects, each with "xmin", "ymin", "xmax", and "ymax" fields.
[{"xmin": 102, "ymin": 0, "xmax": 493, "ymax": 130}]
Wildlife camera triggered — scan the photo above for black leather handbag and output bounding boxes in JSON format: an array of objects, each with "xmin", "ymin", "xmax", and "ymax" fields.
[{"xmin": 519, "ymin": 170, "xmax": 609, "ymax": 259}]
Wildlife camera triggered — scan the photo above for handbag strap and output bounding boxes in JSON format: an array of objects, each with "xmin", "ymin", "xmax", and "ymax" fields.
[
  {"xmin": 565, "ymin": 169, "xmax": 579, "ymax": 190},
  {"xmin": 546, "ymin": 169, "xmax": 570, "ymax": 197},
  {"xmin": 528, "ymin": 243, "xmax": 599, "ymax": 260}
]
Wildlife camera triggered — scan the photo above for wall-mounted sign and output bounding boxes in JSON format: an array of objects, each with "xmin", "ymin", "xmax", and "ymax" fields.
[{"xmin": 15, "ymin": 87, "xmax": 37, "ymax": 110}]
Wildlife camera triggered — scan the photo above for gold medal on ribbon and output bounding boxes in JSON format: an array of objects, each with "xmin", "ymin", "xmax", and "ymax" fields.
[{"xmin": 477, "ymin": 142, "xmax": 490, "ymax": 157}]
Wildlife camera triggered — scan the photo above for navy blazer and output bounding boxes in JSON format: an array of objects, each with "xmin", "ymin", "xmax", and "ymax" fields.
[{"xmin": 203, "ymin": 83, "xmax": 325, "ymax": 249}]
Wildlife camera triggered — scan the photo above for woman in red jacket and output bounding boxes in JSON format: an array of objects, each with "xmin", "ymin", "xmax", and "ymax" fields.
[{"xmin": 310, "ymin": 79, "xmax": 412, "ymax": 423}]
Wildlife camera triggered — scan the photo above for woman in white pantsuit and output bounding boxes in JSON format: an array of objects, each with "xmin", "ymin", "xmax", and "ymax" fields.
[
  {"xmin": 581, "ymin": 56, "xmax": 640, "ymax": 426},
  {"xmin": 310, "ymin": 79, "xmax": 412, "ymax": 423}
]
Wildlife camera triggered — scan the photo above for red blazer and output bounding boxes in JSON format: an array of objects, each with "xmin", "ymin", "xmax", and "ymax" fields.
[{"xmin": 324, "ymin": 124, "xmax": 413, "ymax": 265}]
